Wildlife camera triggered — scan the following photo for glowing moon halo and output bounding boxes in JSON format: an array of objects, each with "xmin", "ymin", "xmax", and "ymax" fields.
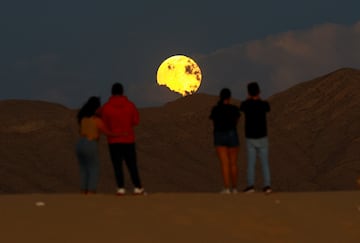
[{"xmin": 156, "ymin": 55, "xmax": 202, "ymax": 96}]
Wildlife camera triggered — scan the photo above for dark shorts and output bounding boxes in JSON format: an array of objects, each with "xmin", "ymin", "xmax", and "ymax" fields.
[{"xmin": 213, "ymin": 130, "xmax": 239, "ymax": 147}]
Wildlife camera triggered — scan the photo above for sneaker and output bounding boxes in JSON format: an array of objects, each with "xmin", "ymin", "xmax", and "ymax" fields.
[
  {"xmin": 263, "ymin": 186, "xmax": 272, "ymax": 194},
  {"xmin": 243, "ymin": 186, "xmax": 255, "ymax": 193},
  {"xmin": 133, "ymin": 187, "xmax": 145, "ymax": 195},
  {"xmin": 220, "ymin": 188, "xmax": 231, "ymax": 194},
  {"xmin": 116, "ymin": 188, "xmax": 126, "ymax": 196},
  {"xmin": 232, "ymin": 188, "xmax": 238, "ymax": 194}
]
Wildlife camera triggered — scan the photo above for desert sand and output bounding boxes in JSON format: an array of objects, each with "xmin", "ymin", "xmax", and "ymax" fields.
[
  {"xmin": 0, "ymin": 68, "xmax": 360, "ymax": 242},
  {"xmin": 1, "ymin": 191, "xmax": 359, "ymax": 243}
]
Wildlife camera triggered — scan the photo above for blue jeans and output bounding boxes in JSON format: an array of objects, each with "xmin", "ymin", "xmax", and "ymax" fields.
[
  {"xmin": 246, "ymin": 137, "xmax": 271, "ymax": 187},
  {"xmin": 76, "ymin": 137, "xmax": 100, "ymax": 192}
]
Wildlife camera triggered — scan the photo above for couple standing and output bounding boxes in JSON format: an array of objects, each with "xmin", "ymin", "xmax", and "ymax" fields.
[
  {"xmin": 75, "ymin": 83, "xmax": 144, "ymax": 195},
  {"xmin": 210, "ymin": 82, "xmax": 272, "ymax": 194}
]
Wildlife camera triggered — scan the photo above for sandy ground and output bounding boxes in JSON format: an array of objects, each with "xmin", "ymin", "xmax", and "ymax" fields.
[{"xmin": 0, "ymin": 191, "xmax": 359, "ymax": 243}]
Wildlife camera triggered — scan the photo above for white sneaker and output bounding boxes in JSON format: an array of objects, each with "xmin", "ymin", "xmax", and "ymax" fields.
[
  {"xmin": 220, "ymin": 188, "xmax": 231, "ymax": 194},
  {"xmin": 133, "ymin": 187, "xmax": 145, "ymax": 195},
  {"xmin": 243, "ymin": 186, "xmax": 255, "ymax": 194},
  {"xmin": 263, "ymin": 186, "xmax": 272, "ymax": 194},
  {"xmin": 116, "ymin": 188, "xmax": 126, "ymax": 196}
]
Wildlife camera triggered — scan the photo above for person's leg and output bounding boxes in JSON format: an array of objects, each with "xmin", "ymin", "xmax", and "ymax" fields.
[
  {"xmin": 87, "ymin": 140, "xmax": 100, "ymax": 193},
  {"xmin": 228, "ymin": 146, "xmax": 239, "ymax": 189},
  {"xmin": 123, "ymin": 143, "xmax": 142, "ymax": 189},
  {"xmin": 108, "ymin": 143, "xmax": 125, "ymax": 188},
  {"xmin": 77, "ymin": 156, "xmax": 88, "ymax": 193},
  {"xmin": 216, "ymin": 146, "xmax": 231, "ymax": 189},
  {"xmin": 246, "ymin": 139, "xmax": 257, "ymax": 187},
  {"xmin": 76, "ymin": 138, "xmax": 89, "ymax": 193},
  {"xmin": 258, "ymin": 137, "xmax": 271, "ymax": 187}
]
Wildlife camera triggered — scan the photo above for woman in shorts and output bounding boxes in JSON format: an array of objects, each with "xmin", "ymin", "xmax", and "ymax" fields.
[{"xmin": 209, "ymin": 88, "xmax": 240, "ymax": 194}]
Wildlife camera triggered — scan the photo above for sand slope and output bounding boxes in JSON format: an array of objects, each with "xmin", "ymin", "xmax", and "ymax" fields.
[
  {"xmin": 0, "ymin": 68, "xmax": 360, "ymax": 193},
  {"xmin": 1, "ymin": 191, "xmax": 359, "ymax": 243}
]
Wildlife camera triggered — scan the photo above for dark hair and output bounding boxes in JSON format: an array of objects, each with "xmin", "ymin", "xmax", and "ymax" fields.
[
  {"xmin": 112, "ymin": 82, "xmax": 123, "ymax": 95},
  {"xmin": 77, "ymin": 96, "xmax": 101, "ymax": 124},
  {"xmin": 218, "ymin": 88, "xmax": 231, "ymax": 105},
  {"xmin": 247, "ymin": 82, "xmax": 260, "ymax": 97}
]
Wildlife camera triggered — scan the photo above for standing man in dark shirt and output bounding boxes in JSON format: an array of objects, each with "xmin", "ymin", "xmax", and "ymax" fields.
[{"xmin": 239, "ymin": 82, "xmax": 272, "ymax": 194}]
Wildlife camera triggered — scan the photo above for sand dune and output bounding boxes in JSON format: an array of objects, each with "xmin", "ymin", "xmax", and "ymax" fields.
[
  {"xmin": 0, "ymin": 191, "xmax": 359, "ymax": 243},
  {"xmin": 0, "ymin": 68, "xmax": 359, "ymax": 194}
]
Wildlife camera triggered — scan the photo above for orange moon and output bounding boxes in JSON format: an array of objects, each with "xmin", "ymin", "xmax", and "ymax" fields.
[{"xmin": 156, "ymin": 55, "xmax": 202, "ymax": 96}]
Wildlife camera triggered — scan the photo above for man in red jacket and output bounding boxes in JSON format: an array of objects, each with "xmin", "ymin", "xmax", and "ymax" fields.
[{"xmin": 100, "ymin": 83, "xmax": 144, "ymax": 195}]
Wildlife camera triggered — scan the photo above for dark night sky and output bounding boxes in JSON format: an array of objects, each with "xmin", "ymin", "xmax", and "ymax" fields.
[{"xmin": 1, "ymin": 0, "xmax": 360, "ymax": 108}]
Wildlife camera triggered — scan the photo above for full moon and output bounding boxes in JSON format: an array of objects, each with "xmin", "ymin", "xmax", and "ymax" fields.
[{"xmin": 156, "ymin": 55, "xmax": 202, "ymax": 96}]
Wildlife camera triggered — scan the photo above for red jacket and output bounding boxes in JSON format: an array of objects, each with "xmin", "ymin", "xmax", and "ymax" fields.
[{"xmin": 100, "ymin": 95, "xmax": 139, "ymax": 144}]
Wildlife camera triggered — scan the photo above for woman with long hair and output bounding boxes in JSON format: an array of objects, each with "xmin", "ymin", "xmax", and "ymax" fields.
[
  {"xmin": 209, "ymin": 88, "xmax": 240, "ymax": 194},
  {"xmin": 76, "ymin": 96, "xmax": 115, "ymax": 194}
]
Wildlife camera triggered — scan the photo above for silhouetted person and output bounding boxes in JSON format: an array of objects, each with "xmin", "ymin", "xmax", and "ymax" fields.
[
  {"xmin": 240, "ymin": 82, "xmax": 272, "ymax": 194},
  {"xmin": 99, "ymin": 83, "xmax": 144, "ymax": 195},
  {"xmin": 210, "ymin": 88, "xmax": 240, "ymax": 194},
  {"xmin": 76, "ymin": 96, "xmax": 115, "ymax": 194}
]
